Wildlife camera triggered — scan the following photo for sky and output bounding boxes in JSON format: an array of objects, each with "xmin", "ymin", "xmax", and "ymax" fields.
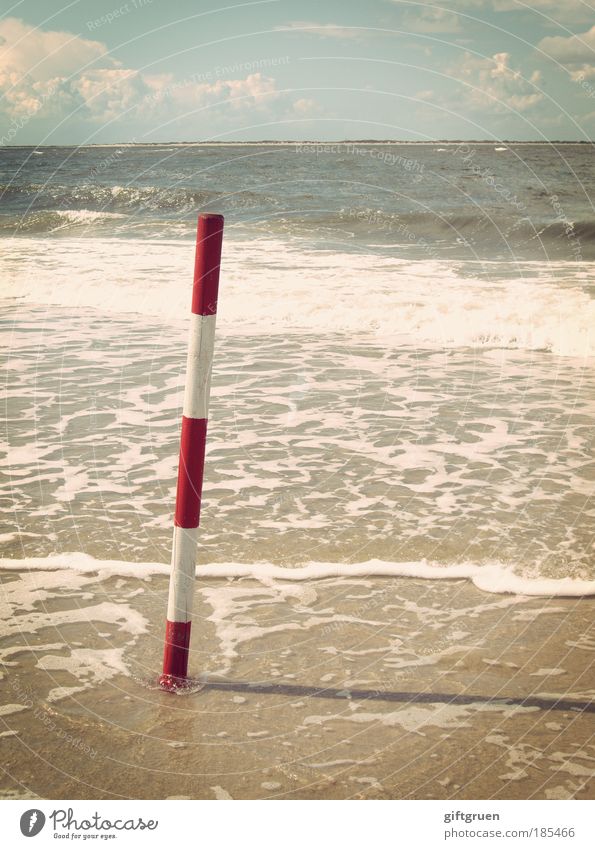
[{"xmin": 1, "ymin": 0, "xmax": 595, "ymax": 143}]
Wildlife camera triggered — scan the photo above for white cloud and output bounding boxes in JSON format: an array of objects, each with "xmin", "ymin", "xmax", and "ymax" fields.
[
  {"xmin": 138, "ymin": 72, "xmax": 281, "ymax": 122},
  {"xmin": 274, "ymin": 21, "xmax": 360, "ymax": 39},
  {"xmin": 0, "ymin": 17, "xmax": 115, "ymax": 119},
  {"xmin": 73, "ymin": 69, "xmax": 152, "ymax": 123},
  {"xmin": 0, "ymin": 17, "xmax": 110, "ymax": 81},
  {"xmin": 392, "ymin": 1, "xmax": 483, "ymax": 8},
  {"xmin": 451, "ymin": 51, "xmax": 544, "ymax": 111},
  {"xmin": 538, "ymin": 26, "xmax": 595, "ymax": 65},
  {"xmin": 0, "ymin": 18, "xmax": 312, "ymax": 136},
  {"xmin": 291, "ymin": 97, "xmax": 321, "ymax": 116},
  {"xmin": 569, "ymin": 65, "xmax": 595, "ymax": 81},
  {"xmin": 492, "ymin": 0, "xmax": 594, "ymax": 23},
  {"xmin": 392, "ymin": 1, "xmax": 595, "ymax": 25},
  {"xmin": 537, "ymin": 25, "xmax": 595, "ymax": 87},
  {"xmin": 416, "ymin": 89, "xmax": 436, "ymax": 100},
  {"xmin": 402, "ymin": 7, "xmax": 463, "ymax": 33}
]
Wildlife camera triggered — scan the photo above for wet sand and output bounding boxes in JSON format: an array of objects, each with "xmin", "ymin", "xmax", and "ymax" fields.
[{"xmin": 1, "ymin": 569, "xmax": 594, "ymax": 800}]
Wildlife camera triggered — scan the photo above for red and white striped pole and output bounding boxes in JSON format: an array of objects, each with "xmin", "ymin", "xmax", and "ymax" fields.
[{"xmin": 160, "ymin": 213, "xmax": 224, "ymax": 689}]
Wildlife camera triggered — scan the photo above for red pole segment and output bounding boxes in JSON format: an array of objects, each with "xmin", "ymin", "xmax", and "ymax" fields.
[{"xmin": 160, "ymin": 213, "xmax": 224, "ymax": 688}]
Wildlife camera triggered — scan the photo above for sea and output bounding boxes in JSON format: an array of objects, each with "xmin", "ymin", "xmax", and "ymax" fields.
[{"xmin": 0, "ymin": 142, "xmax": 594, "ymax": 800}]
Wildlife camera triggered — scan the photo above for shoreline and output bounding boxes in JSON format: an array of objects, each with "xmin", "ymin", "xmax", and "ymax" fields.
[
  {"xmin": 1, "ymin": 569, "xmax": 593, "ymax": 800},
  {"xmin": 2, "ymin": 554, "xmax": 595, "ymax": 598}
]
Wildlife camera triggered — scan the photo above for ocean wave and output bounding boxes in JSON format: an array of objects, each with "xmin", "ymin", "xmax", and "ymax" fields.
[
  {"xmin": 1, "ymin": 553, "xmax": 594, "ymax": 597},
  {"xmin": 537, "ymin": 219, "xmax": 595, "ymax": 244},
  {"xmin": 268, "ymin": 210, "xmax": 594, "ymax": 254},
  {"xmin": 231, "ymin": 211, "xmax": 595, "ymax": 262},
  {"xmin": 0, "ymin": 209, "xmax": 127, "ymax": 234},
  {"xmin": 0, "ymin": 182, "xmax": 219, "ymax": 216},
  {"xmin": 0, "ymin": 238, "xmax": 593, "ymax": 357},
  {"xmin": 1, "ymin": 182, "xmax": 594, "ymax": 259}
]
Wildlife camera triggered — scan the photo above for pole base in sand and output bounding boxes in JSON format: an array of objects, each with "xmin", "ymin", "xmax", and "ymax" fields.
[
  {"xmin": 158, "ymin": 672, "xmax": 193, "ymax": 692},
  {"xmin": 161, "ymin": 619, "xmax": 191, "ymax": 690}
]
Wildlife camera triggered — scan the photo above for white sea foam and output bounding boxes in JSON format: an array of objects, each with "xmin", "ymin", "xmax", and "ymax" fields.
[
  {"xmin": 302, "ymin": 701, "xmax": 537, "ymax": 735},
  {"xmin": 37, "ymin": 647, "xmax": 129, "ymax": 702},
  {"xmin": 0, "ymin": 704, "xmax": 28, "ymax": 716},
  {"xmin": 0, "ymin": 561, "xmax": 150, "ymax": 704},
  {"xmin": 211, "ymin": 786, "xmax": 234, "ymax": 800},
  {"xmin": 51, "ymin": 210, "xmax": 126, "ymax": 226},
  {"xmin": 0, "ymin": 238, "xmax": 593, "ymax": 357},
  {"xmin": 1, "ymin": 553, "xmax": 594, "ymax": 597}
]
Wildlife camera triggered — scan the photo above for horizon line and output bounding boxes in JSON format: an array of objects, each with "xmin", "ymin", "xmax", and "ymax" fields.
[{"xmin": 2, "ymin": 138, "xmax": 594, "ymax": 148}]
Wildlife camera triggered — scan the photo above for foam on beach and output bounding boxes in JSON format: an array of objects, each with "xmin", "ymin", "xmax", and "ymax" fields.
[
  {"xmin": 3, "ymin": 552, "xmax": 592, "ymax": 696},
  {"xmin": 2, "ymin": 553, "xmax": 594, "ymax": 597}
]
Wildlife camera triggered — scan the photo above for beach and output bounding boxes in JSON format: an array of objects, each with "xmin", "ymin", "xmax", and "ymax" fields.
[
  {"xmin": 1, "ymin": 559, "xmax": 594, "ymax": 799},
  {"xmin": 1, "ymin": 143, "xmax": 594, "ymax": 799}
]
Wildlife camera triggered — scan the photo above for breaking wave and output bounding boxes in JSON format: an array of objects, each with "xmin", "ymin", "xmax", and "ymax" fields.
[{"xmin": 0, "ymin": 237, "xmax": 592, "ymax": 357}]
